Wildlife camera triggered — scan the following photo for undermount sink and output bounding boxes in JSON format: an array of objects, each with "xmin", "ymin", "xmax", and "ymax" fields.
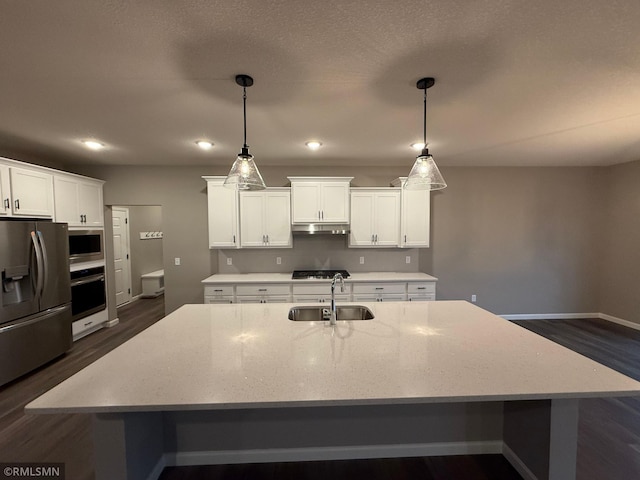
[{"xmin": 288, "ymin": 305, "xmax": 374, "ymax": 321}]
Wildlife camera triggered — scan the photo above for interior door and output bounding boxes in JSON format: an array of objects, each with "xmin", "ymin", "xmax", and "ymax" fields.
[{"xmin": 112, "ymin": 207, "xmax": 132, "ymax": 306}]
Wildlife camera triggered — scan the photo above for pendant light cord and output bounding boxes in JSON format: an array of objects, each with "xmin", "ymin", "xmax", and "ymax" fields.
[
  {"xmin": 422, "ymin": 86, "xmax": 427, "ymax": 147},
  {"xmin": 243, "ymin": 86, "xmax": 248, "ymax": 149}
]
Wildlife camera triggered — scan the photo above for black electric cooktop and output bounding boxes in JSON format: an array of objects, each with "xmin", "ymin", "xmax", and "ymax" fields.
[{"xmin": 291, "ymin": 269, "xmax": 350, "ymax": 280}]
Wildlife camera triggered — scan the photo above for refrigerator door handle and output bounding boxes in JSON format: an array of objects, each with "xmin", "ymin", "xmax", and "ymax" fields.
[
  {"xmin": 36, "ymin": 230, "xmax": 49, "ymax": 298},
  {"xmin": 30, "ymin": 231, "xmax": 44, "ymax": 300}
]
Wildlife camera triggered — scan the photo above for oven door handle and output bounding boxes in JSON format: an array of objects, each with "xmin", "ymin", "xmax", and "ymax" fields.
[{"xmin": 70, "ymin": 274, "xmax": 105, "ymax": 287}]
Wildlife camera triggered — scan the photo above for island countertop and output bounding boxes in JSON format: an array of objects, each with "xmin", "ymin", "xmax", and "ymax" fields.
[{"xmin": 27, "ymin": 301, "xmax": 640, "ymax": 414}]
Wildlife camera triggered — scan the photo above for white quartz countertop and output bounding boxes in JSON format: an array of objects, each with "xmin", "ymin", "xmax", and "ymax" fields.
[
  {"xmin": 27, "ymin": 301, "xmax": 640, "ymax": 414},
  {"xmin": 202, "ymin": 272, "xmax": 438, "ymax": 284}
]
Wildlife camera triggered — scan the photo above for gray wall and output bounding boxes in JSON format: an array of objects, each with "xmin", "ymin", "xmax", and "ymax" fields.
[
  {"xmin": 127, "ymin": 205, "xmax": 164, "ymax": 297},
  {"xmin": 600, "ymin": 160, "xmax": 640, "ymax": 324},
  {"xmin": 70, "ymin": 161, "xmax": 638, "ymax": 324},
  {"xmin": 423, "ymin": 167, "xmax": 605, "ymax": 315}
]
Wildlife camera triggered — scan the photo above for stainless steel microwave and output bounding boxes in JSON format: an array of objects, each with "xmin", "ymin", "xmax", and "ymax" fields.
[{"xmin": 68, "ymin": 229, "xmax": 104, "ymax": 264}]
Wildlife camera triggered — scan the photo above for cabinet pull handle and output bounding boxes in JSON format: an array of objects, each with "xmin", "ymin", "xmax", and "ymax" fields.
[
  {"xmin": 213, "ymin": 289, "xmax": 223, "ymax": 292},
  {"xmin": 233, "ymin": 234, "xmax": 236, "ymax": 244},
  {"xmin": 266, "ymin": 234, "xmax": 269, "ymax": 244},
  {"xmin": 321, "ymin": 210, "xmax": 324, "ymax": 220},
  {"xmin": 84, "ymin": 321, "xmax": 92, "ymax": 327},
  {"xmin": 375, "ymin": 234, "xmax": 378, "ymax": 243},
  {"xmin": 404, "ymin": 235, "xmax": 407, "ymax": 243},
  {"xmin": 371, "ymin": 234, "xmax": 374, "ymax": 243},
  {"xmin": 318, "ymin": 210, "xmax": 321, "ymax": 220},
  {"xmin": 14, "ymin": 199, "xmax": 19, "ymax": 210},
  {"xmin": 3, "ymin": 198, "xmax": 8, "ymax": 209},
  {"xmin": 375, "ymin": 287, "xmax": 384, "ymax": 290},
  {"xmin": 258, "ymin": 288, "xmax": 267, "ymax": 292},
  {"xmin": 417, "ymin": 287, "xmax": 426, "ymax": 290}
]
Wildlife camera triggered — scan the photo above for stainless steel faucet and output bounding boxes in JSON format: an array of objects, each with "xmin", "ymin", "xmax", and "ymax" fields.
[{"xmin": 330, "ymin": 273, "xmax": 345, "ymax": 325}]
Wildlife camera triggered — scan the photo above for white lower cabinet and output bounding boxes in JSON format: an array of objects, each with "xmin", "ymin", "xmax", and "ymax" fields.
[
  {"xmin": 235, "ymin": 284, "xmax": 291, "ymax": 304},
  {"xmin": 407, "ymin": 282, "xmax": 436, "ymax": 301},
  {"xmin": 203, "ymin": 279, "xmax": 436, "ymax": 304},
  {"xmin": 292, "ymin": 283, "xmax": 352, "ymax": 304},
  {"xmin": 351, "ymin": 282, "xmax": 406, "ymax": 302},
  {"xmin": 204, "ymin": 285, "xmax": 234, "ymax": 304}
]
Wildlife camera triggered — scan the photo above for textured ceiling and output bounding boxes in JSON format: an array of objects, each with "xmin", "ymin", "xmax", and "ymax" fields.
[{"xmin": 1, "ymin": 0, "xmax": 640, "ymax": 168}]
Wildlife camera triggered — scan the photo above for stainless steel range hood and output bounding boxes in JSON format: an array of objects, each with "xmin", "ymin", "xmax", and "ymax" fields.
[{"xmin": 291, "ymin": 224, "xmax": 350, "ymax": 235}]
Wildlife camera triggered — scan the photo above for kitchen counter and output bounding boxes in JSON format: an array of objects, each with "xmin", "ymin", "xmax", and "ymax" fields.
[
  {"xmin": 26, "ymin": 301, "xmax": 640, "ymax": 480},
  {"xmin": 201, "ymin": 271, "xmax": 438, "ymax": 284}
]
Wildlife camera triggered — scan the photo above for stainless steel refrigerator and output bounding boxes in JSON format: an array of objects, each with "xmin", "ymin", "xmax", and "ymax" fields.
[{"xmin": 0, "ymin": 220, "xmax": 72, "ymax": 386}]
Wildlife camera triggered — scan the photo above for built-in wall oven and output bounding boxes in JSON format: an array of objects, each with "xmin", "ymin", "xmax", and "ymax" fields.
[
  {"xmin": 70, "ymin": 265, "xmax": 106, "ymax": 321},
  {"xmin": 68, "ymin": 229, "xmax": 104, "ymax": 264}
]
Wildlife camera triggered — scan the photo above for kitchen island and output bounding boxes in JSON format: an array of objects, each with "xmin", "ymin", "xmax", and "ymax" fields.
[{"xmin": 27, "ymin": 301, "xmax": 640, "ymax": 480}]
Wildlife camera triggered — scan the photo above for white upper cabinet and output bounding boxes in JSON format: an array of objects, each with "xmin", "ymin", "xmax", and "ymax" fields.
[
  {"xmin": 349, "ymin": 189, "xmax": 400, "ymax": 247},
  {"xmin": 240, "ymin": 189, "xmax": 292, "ymax": 248},
  {"xmin": 6, "ymin": 166, "xmax": 54, "ymax": 218},
  {"xmin": 54, "ymin": 174, "xmax": 104, "ymax": 227},
  {"xmin": 392, "ymin": 177, "xmax": 430, "ymax": 248},
  {"xmin": 0, "ymin": 164, "xmax": 10, "ymax": 216},
  {"xmin": 288, "ymin": 177, "xmax": 352, "ymax": 223},
  {"xmin": 203, "ymin": 176, "xmax": 240, "ymax": 249}
]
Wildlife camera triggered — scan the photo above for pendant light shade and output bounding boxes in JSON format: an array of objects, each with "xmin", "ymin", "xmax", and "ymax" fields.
[
  {"xmin": 224, "ymin": 74, "xmax": 266, "ymax": 191},
  {"xmin": 404, "ymin": 77, "xmax": 447, "ymax": 191}
]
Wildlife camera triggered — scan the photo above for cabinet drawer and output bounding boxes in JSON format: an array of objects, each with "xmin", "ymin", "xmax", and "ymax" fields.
[
  {"xmin": 292, "ymin": 294, "xmax": 350, "ymax": 303},
  {"xmin": 204, "ymin": 285, "xmax": 234, "ymax": 296},
  {"xmin": 352, "ymin": 283, "xmax": 405, "ymax": 295},
  {"xmin": 407, "ymin": 283, "xmax": 436, "ymax": 294},
  {"xmin": 236, "ymin": 284, "xmax": 291, "ymax": 296},
  {"xmin": 408, "ymin": 294, "xmax": 436, "ymax": 302},
  {"xmin": 205, "ymin": 296, "xmax": 234, "ymax": 304},
  {"xmin": 292, "ymin": 283, "xmax": 352, "ymax": 295}
]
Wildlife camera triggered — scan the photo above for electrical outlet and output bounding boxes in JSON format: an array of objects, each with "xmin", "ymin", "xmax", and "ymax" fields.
[
  {"xmin": 226, "ymin": 258, "xmax": 232, "ymax": 266},
  {"xmin": 471, "ymin": 294, "xmax": 477, "ymax": 303},
  {"xmin": 174, "ymin": 257, "xmax": 181, "ymax": 266},
  {"xmin": 359, "ymin": 256, "xmax": 365, "ymax": 265},
  {"xmin": 276, "ymin": 257, "xmax": 282, "ymax": 265},
  {"xmin": 406, "ymin": 256, "xmax": 411, "ymax": 264}
]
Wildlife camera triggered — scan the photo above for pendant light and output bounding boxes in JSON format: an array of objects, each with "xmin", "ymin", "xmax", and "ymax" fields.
[
  {"xmin": 223, "ymin": 74, "xmax": 266, "ymax": 190},
  {"xmin": 404, "ymin": 77, "xmax": 447, "ymax": 190}
]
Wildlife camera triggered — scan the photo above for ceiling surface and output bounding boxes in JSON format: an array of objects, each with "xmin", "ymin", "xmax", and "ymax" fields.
[{"xmin": 1, "ymin": 0, "xmax": 640, "ymax": 168}]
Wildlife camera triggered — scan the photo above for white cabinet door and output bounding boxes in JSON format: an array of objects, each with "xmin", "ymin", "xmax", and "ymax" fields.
[
  {"xmin": 205, "ymin": 177, "xmax": 240, "ymax": 249},
  {"xmin": 349, "ymin": 189, "xmax": 399, "ymax": 247},
  {"xmin": 374, "ymin": 191, "xmax": 400, "ymax": 246},
  {"xmin": 349, "ymin": 192, "xmax": 375, "ymax": 246},
  {"xmin": 10, "ymin": 167, "xmax": 53, "ymax": 217},
  {"xmin": 79, "ymin": 182, "xmax": 104, "ymax": 226},
  {"xmin": 401, "ymin": 188, "xmax": 430, "ymax": 248},
  {"xmin": 289, "ymin": 177, "xmax": 352, "ymax": 224},
  {"xmin": 54, "ymin": 175, "xmax": 104, "ymax": 227},
  {"xmin": 240, "ymin": 190, "xmax": 291, "ymax": 248},
  {"xmin": 240, "ymin": 192, "xmax": 266, "ymax": 247},
  {"xmin": 0, "ymin": 164, "xmax": 11, "ymax": 216},
  {"xmin": 320, "ymin": 183, "xmax": 350, "ymax": 223},
  {"xmin": 264, "ymin": 191, "xmax": 292, "ymax": 247},
  {"xmin": 54, "ymin": 176, "xmax": 81, "ymax": 225}
]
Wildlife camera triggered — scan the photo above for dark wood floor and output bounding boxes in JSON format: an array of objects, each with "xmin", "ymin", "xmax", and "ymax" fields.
[
  {"xmin": 0, "ymin": 296, "xmax": 165, "ymax": 480},
  {"xmin": 2, "ymin": 304, "xmax": 639, "ymax": 480}
]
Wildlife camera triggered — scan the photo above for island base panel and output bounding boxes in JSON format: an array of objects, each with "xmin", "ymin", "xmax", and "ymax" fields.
[{"xmin": 91, "ymin": 400, "xmax": 576, "ymax": 480}]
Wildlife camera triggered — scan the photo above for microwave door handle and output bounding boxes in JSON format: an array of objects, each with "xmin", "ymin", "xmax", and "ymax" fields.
[
  {"xmin": 30, "ymin": 231, "xmax": 44, "ymax": 299},
  {"xmin": 36, "ymin": 230, "xmax": 49, "ymax": 298}
]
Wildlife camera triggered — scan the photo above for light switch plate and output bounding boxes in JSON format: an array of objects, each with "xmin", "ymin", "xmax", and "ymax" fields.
[
  {"xmin": 227, "ymin": 258, "xmax": 232, "ymax": 266},
  {"xmin": 359, "ymin": 256, "xmax": 365, "ymax": 264},
  {"xmin": 174, "ymin": 257, "xmax": 181, "ymax": 266},
  {"xmin": 276, "ymin": 257, "xmax": 282, "ymax": 265}
]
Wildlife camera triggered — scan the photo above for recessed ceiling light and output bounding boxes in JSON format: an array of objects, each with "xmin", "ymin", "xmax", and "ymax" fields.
[
  {"xmin": 82, "ymin": 140, "xmax": 105, "ymax": 150},
  {"xmin": 410, "ymin": 142, "xmax": 426, "ymax": 151},
  {"xmin": 305, "ymin": 141, "xmax": 322, "ymax": 150},
  {"xmin": 196, "ymin": 140, "xmax": 214, "ymax": 150}
]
